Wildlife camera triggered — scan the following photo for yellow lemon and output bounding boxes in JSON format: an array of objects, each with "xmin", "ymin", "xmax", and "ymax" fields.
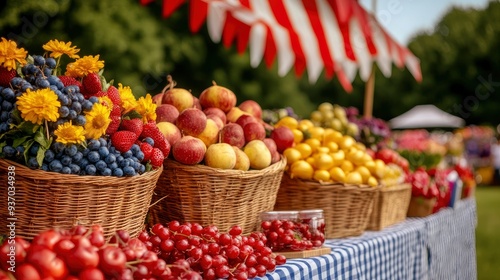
[
  {"xmin": 321, "ymin": 110, "xmax": 335, "ymax": 120},
  {"xmin": 339, "ymin": 135, "xmax": 356, "ymax": 150},
  {"xmin": 367, "ymin": 176, "xmax": 379, "ymax": 187},
  {"xmin": 329, "ymin": 167, "xmax": 346, "ymax": 183},
  {"xmin": 364, "ymin": 160, "xmax": 376, "ymax": 174},
  {"xmin": 354, "ymin": 142, "xmax": 366, "ymax": 151},
  {"xmin": 316, "ymin": 146, "xmax": 330, "ymax": 154},
  {"xmin": 295, "ymin": 143, "xmax": 313, "ymax": 159},
  {"xmin": 298, "ymin": 119, "xmax": 315, "ymax": 132},
  {"xmin": 307, "ymin": 126, "xmax": 325, "ymax": 141},
  {"xmin": 374, "ymin": 159, "xmax": 387, "ymax": 178},
  {"xmin": 306, "ymin": 156, "xmax": 316, "ymax": 168},
  {"xmin": 313, "ymin": 169, "xmax": 331, "ymax": 182},
  {"xmin": 362, "ymin": 153, "xmax": 373, "ymax": 163},
  {"xmin": 340, "ymin": 160, "xmax": 354, "ymax": 173},
  {"xmin": 292, "ymin": 129, "xmax": 304, "ymax": 144},
  {"xmin": 314, "ymin": 153, "xmax": 334, "ymax": 170},
  {"xmin": 275, "ymin": 116, "xmax": 298, "ymax": 130},
  {"xmin": 318, "ymin": 102, "xmax": 334, "ymax": 113},
  {"xmin": 345, "ymin": 171, "xmax": 363, "ymax": 184},
  {"xmin": 355, "ymin": 166, "xmax": 371, "ymax": 182},
  {"xmin": 310, "ymin": 111, "xmax": 323, "ymax": 122},
  {"xmin": 283, "ymin": 148, "xmax": 302, "ymax": 165},
  {"xmin": 304, "ymin": 138, "xmax": 321, "ymax": 153},
  {"xmin": 290, "ymin": 160, "xmax": 314, "ymax": 180},
  {"xmin": 326, "ymin": 141, "xmax": 339, "ymax": 153},
  {"xmin": 324, "ymin": 129, "xmax": 343, "ymax": 144},
  {"xmin": 330, "ymin": 150, "xmax": 345, "ymax": 165}
]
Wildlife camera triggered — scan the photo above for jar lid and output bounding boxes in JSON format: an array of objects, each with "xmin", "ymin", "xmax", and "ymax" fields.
[
  {"xmin": 260, "ymin": 211, "xmax": 280, "ymax": 220},
  {"xmin": 277, "ymin": 211, "xmax": 299, "ymax": 220},
  {"xmin": 298, "ymin": 209, "xmax": 324, "ymax": 219}
]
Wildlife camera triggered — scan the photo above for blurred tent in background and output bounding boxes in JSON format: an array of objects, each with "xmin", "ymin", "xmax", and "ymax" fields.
[
  {"xmin": 140, "ymin": 0, "xmax": 422, "ymax": 93},
  {"xmin": 389, "ymin": 104, "xmax": 465, "ymax": 129}
]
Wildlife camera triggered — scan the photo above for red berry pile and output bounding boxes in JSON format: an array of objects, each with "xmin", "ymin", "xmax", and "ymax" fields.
[
  {"xmin": 141, "ymin": 221, "xmax": 286, "ymax": 279},
  {"xmin": 260, "ymin": 219, "xmax": 326, "ymax": 252}
]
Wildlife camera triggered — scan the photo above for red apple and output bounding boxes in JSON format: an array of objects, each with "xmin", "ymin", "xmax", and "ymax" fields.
[
  {"xmin": 162, "ymin": 88, "xmax": 194, "ymax": 113},
  {"xmin": 152, "ymin": 93, "xmax": 164, "ymax": 106},
  {"xmin": 271, "ymin": 150, "xmax": 281, "ymax": 164},
  {"xmin": 199, "ymin": 82, "xmax": 236, "ymax": 113},
  {"xmin": 220, "ymin": 123, "xmax": 245, "ymax": 148},
  {"xmin": 271, "ymin": 126, "xmax": 295, "ymax": 153},
  {"xmin": 206, "ymin": 114, "xmax": 225, "ymax": 130},
  {"xmin": 203, "ymin": 107, "xmax": 227, "ymax": 124},
  {"xmin": 236, "ymin": 114, "xmax": 258, "ymax": 128},
  {"xmin": 226, "ymin": 107, "xmax": 249, "ymax": 123},
  {"xmin": 156, "ymin": 104, "xmax": 179, "ymax": 123},
  {"xmin": 175, "ymin": 108, "xmax": 207, "ymax": 136},
  {"xmin": 156, "ymin": 122, "xmax": 182, "ymax": 147},
  {"xmin": 262, "ymin": 138, "xmax": 278, "ymax": 155},
  {"xmin": 243, "ymin": 122, "xmax": 266, "ymax": 142},
  {"xmin": 238, "ymin": 100, "xmax": 262, "ymax": 119},
  {"xmin": 193, "ymin": 96, "xmax": 202, "ymax": 110},
  {"xmin": 172, "ymin": 136, "xmax": 207, "ymax": 165}
]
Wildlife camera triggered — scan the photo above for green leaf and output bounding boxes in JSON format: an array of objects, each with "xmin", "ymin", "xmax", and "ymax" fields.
[
  {"xmin": 0, "ymin": 142, "xmax": 6, "ymax": 157},
  {"xmin": 34, "ymin": 127, "xmax": 50, "ymax": 149},
  {"xmin": 22, "ymin": 139, "xmax": 34, "ymax": 164},
  {"xmin": 13, "ymin": 136, "xmax": 31, "ymax": 147},
  {"xmin": 123, "ymin": 110, "xmax": 142, "ymax": 120},
  {"xmin": 36, "ymin": 146, "xmax": 46, "ymax": 167},
  {"xmin": 145, "ymin": 162, "xmax": 152, "ymax": 173}
]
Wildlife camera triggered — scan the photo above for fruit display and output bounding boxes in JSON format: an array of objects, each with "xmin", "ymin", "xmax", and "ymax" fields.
[
  {"xmin": 274, "ymin": 115, "xmax": 402, "ymax": 187},
  {"xmin": 345, "ymin": 106, "xmax": 391, "ymax": 150},
  {"xmin": 0, "ymin": 222, "xmax": 286, "ymax": 280},
  {"xmin": 0, "ymin": 38, "xmax": 169, "ymax": 175},
  {"xmin": 153, "ymin": 77, "xmax": 292, "ymax": 171},
  {"xmin": 309, "ymin": 102, "xmax": 359, "ymax": 137}
]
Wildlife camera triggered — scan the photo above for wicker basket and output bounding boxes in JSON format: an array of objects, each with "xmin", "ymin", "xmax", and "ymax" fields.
[
  {"xmin": 0, "ymin": 158, "xmax": 162, "ymax": 240},
  {"xmin": 366, "ymin": 183, "xmax": 412, "ymax": 231},
  {"xmin": 274, "ymin": 174, "xmax": 378, "ymax": 239},
  {"xmin": 406, "ymin": 196, "xmax": 437, "ymax": 217},
  {"xmin": 149, "ymin": 157, "xmax": 287, "ymax": 234}
]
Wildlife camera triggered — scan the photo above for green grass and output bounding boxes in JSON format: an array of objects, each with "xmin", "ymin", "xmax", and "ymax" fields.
[{"xmin": 476, "ymin": 186, "xmax": 500, "ymax": 280}]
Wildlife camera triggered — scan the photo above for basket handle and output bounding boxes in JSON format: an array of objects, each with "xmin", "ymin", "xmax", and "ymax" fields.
[{"xmin": 149, "ymin": 194, "xmax": 169, "ymax": 209}]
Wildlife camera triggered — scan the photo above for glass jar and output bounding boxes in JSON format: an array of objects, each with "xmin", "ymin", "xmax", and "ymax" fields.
[
  {"xmin": 260, "ymin": 211, "xmax": 300, "ymax": 251},
  {"xmin": 298, "ymin": 209, "xmax": 325, "ymax": 248}
]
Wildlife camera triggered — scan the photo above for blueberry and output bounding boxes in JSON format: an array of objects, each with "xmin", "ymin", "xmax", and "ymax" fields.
[
  {"xmin": 85, "ymin": 164, "xmax": 97, "ymax": 175},
  {"xmin": 71, "ymin": 102, "xmax": 82, "ymax": 114},
  {"xmin": 49, "ymin": 160, "xmax": 63, "ymax": 172},
  {"xmin": 1, "ymin": 88, "xmax": 15, "ymax": 101},
  {"xmin": 95, "ymin": 160, "xmax": 107, "ymax": 172},
  {"xmin": 87, "ymin": 151, "xmax": 100, "ymax": 163},
  {"xmin": 105, "ymin": 153, "xmax": 116, "ymax": 164},
  {"xmin": 63, "ymin": 85, "xmax": 78, "ymax": 95},
  {"xmin": 82, "ymin": 149, "xmax": 90, "ymax": 157},
  {"xmin": 45, "ymin": 57, "xmax": 56, "ymax": 68},
  {"xmin": 78, "ymin": 158, "xmax": 89, "ymax": 169},
  {"xmin": 98, "ymin": 138, "xmax": 108, "ymax": 148},
  {"xmin": 119, "ymin": 159, "xmax": 129, "ymax": 168},
  {"xmin": 10, "ymin": 77, "xmax": 23, "ymax": 88},
  {"xmin": 61, "ymin": 155, "xmax": 72, "ymax": 166},
  {"xmin": 44, "ymin": 150, "xmax": 55, "ymax": 162},
  {"xmin": 52, "ymin": 142, "xmax": 66, "ymax": 153},
  {"xmin": 123, "ymin": 150, "xmax": 133, "ymax": 158},
  {"xmin": 56, "ymin": 82, "xmax": 64, "ymax": 90},
  {"xmin": 132, "ymin": 161, "xmax": 141, "ymax": 171},
  {"xmin": 135, "ymin": 151, "xmax": 145, "ymax": 162},
  {"xmin": 59, "ymin": 95, "xmax": 70, "ymax": 106},
  {"xmin": 74, "ymin": 115, "xmax": 86, "ymax": 126},
  {"xmin": 0, "ymin": 111, "xmax": 9, "ymax": 122},
  {"xmin": 98, "ymin": 147, "xmax": 109, "ymax": 158},
  {"xmin": 68, "ymin": 110, "xmax": 77, "ymax": 120},
  {"xmin": 82, "ymin": 100, "xmax": 93, "ymax": 111},
  {"xmin": 47, "ymin": 75, "xmax": 60, "ymax": 86},
  {"xmin": 61, "ymin": 166, "xmax": 71, "ymax": 174},
  {"xmin": 26, "ymin": 157, "xmax": 39, "ymax": 169},
  {"xmin": 88, "ymin": 140, "xmax": 100, "ymax": 151},
  {"xmin": 89, "ymin": 96, "xmax": 99, "ymax": 104},
  {"xmin": 2, "ymin": 146, "xmax": 16, "ymax": 158},
  {"xmin": 15, "ymin": 146, "xmax": 25, "ymax": 156},
  {"xmin": 29, "ymin": 144, "xmax": 39, "ymax": 155},
  {"xmin": 112, "ymin": 168, "xmax": 123, "ymax": 177},
  {"xmin": 0, "ymin": 123, "xmax": 8, "ymax": 133},
  {"xmin": 33, "ymin": 55, "xmax": 45, "ymax": 66},
  {"xmin": 41, "ymin": 163, "xmax": 49, "ymax": 171},
  {"xmin": 123, "ymin": 166, "xmax": 136, "ymax": 176},
  {"xmin": 72, "ymin": 151, "xmax": 83, "ymax": 163},
  {"xmin": 1, "ymin": 100, "xmax": 13, "ymax": 111},
  {"xmin": 101, "ymin": 168, "xmax": 112, "ymax": 176},
  {"xmin": 21, "ymin": 83, "xmax": 33, "ymax": 92},
  {"xmin": 138, "ymin": 164, "xmax": 146, "ymax": 174},
  {"xmin": 69, "ymin": 164, "xmax": 80, "ymax": 174},
  {"xmin": 65, "ymin": 145, "xmax": 78, "ymax": 157},
  {"xmin": 108, "ymin": 162, "xmax": 118, "ymax": 170},
  {"xmin": 109, "ymin": 146, "xmax": 117, "ymax": 154},
  {"xmin": 116, "ymin": 155, "xmax": 124, "ymax": 163},
  {"xmin": 76, "ymin": 93, "xmax": 84, "ymax": 102},
  {"xmin": 59, "ymin": 106, "xmax": 70, "ymax": 118},
  {"xmin": 131, "ymin": 144, "xmax": 141, "ymax": 155},
  {"xmin": 143, "ymin": 137, "xmax": 154, "ymax": 146}
]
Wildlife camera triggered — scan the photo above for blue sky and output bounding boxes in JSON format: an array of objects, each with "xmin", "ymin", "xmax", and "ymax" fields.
[{"xmin": 359, "ymin": 0, "xmax": 490, "ymax": 45}]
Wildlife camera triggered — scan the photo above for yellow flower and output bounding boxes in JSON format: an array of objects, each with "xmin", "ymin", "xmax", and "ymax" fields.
[
  {"xmin": 65, "ymin": 55, "xmax": 104, "ymax": 78},
  {"xmin": 54, "ymin": 121, "xmax": 85, "ymax": 144},
  {"xmin": 84, "ymin": 103, "xmax": 111, "ymax": 139},
  {"xmin": 118, "ymin": 83, "xmax": 137, "ymax": 114},
  {"xmin": 0, "ymin": 37, "xmax": 28, "ymax": 70},
  {"xmin": 135, "ymin": 94, "xmax": 157, "ymax": 123},
  {"xmin": 42, "ymin": 39, "xmax": 80, "ymax": 59},
  {"xmin": 98, "ymin": 96, "xmax": 114, "ymax": 109},
  {"xmin": 16, "ymin": 88, "xmax": 60, "ymax": 125}
]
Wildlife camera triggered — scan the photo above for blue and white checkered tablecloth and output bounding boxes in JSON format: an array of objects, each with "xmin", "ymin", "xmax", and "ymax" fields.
[{"xmin": 258, "ymin": 198, "xmax": 477, "ymax": 280}]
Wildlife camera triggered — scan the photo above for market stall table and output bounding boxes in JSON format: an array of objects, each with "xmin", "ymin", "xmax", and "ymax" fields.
[{"xmin": 259, "ymin": 198, "xmax": 477, "ymax": 280}]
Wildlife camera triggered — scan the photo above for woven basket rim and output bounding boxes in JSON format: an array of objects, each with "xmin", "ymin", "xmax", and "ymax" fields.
[
  {"xmin": 163, "ymin": 156, "xmax": 287, "ymax": 175},
  {"xmin": 0, "ymin": 158, "xmax": 163, "ymax": 182},
  {"xmin": 378, "ymin": 182, "xmax": 411, "ymax": 192},
  {"xmin": 281, "ymin": 173, "xmax": 379, "ymax": 192}
]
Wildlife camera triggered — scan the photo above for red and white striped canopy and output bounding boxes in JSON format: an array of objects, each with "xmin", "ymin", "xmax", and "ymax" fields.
[{"xmin": 141, "ymin": 0, "xmax": 422, "ymax": 92}]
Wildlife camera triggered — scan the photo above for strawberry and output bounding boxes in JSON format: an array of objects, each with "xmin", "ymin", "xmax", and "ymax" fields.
[
  {"xmin": 95, "ymin": 90, "xmax": 107, "ymax": 98},
  {"xmin": 140, "ymin": 142, "xmax": 154, "ymax": 162},
  {"xmin": 150, "ymin": 147, "xmax": 165, "ymax": 168},
  {"xmin": 58, "ymin": 75, "xmax": 82, "ymax": 88},
  {"xmin": 110, "ymin": 104, "xmax": 121, "ymax": 117},
  {"xmin": 121, "ymin": 118, "xmax": 143, "ymax": 136},
  {"xmin": 107, "ymin": 85, "xmax": 122, "ymax": 106},
  {"xmin": 141, "ymin": 122, "xmax": 170, "ymax": 157},
  {"xmin": 106, "ymin": 115, "xmax": 121, "ymax": 135},
  {"xmin": 0, "ymin": 67, "xmax": 17, "ymax": 87},
  {"xmin": 82, "ymin": 73, "xmax": 102, "ymax": 97},
  {"xmin": 155, "ymin": 138, "xmax": 171, "ymax": 158},
  {"xmin": 111, "ymin": 131, "xmax": 138, "ymax": 153}
]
